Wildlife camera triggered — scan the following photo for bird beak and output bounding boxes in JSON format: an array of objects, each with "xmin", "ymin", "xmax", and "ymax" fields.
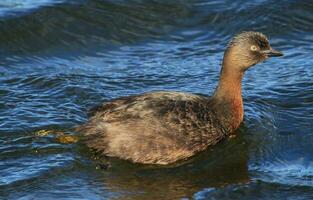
[{"xmin": 261, "ymin": 49, "xmax": 283, "ymax": 57}]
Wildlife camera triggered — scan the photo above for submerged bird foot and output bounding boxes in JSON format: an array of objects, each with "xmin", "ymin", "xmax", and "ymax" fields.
[
  {"xmin": 34, "ymin": 129, "xmax": 79, "ymax": 144},
  {"xmin": 56, "ymin": 135, "xmax": 79, "ymax": 144}
]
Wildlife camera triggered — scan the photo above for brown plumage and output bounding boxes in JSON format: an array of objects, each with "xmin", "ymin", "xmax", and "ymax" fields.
[{"xmin": 77, "ymin": 31, "xmax": 283, "ymax": 165}]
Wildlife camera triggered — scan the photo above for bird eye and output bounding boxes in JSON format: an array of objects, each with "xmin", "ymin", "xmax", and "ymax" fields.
[{"xmin": 250, "ymin": 45, "xmax": 258, "ymax": 51}]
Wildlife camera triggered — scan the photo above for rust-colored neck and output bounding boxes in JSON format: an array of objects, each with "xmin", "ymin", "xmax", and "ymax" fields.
[
  {"xmin": 214, "ymin": 64, "xmax": 243, "ymax": 99},
  {"xmin": 213, "ymin": 51, "xmax": 244, "ymax": 131}
]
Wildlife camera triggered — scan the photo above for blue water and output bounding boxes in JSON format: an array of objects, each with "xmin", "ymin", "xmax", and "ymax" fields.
[
  {"xmin": 1, "ymin": 0, "xmax": 313, "ymax": 199},
  {"xmin": 0, "ymin": 0, "xmax": 66, "ymax": 17}
]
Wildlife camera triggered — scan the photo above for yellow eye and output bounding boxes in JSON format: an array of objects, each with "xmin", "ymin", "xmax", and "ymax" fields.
[{"xmin": 250, "ymin": 45, "xmax": 257, "ymax": 51}]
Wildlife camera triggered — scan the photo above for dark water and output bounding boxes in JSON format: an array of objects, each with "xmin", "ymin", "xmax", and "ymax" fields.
[{"xmin": 1, "ymin": 0, "xmax": 313, "ymax": 199}]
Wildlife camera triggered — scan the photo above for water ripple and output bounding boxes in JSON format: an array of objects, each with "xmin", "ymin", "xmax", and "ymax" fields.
[
  {"xmin": 1, "ymin": 0, "xmax": 313, "ymax": 199},
  {"xmin": 0, "ymin": 0, "xmax": 67, "ymax": 18}
]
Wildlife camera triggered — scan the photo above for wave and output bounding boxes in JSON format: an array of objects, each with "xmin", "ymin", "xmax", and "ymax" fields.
[{"xmin": 0, "ymin": 0, "xmax": 66, "ymax": 17}]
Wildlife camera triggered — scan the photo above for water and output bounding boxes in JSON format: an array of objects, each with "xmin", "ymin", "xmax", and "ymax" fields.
[{"xmin": 1, "ymin": 0, "xmax": 313, "ymax": 199}]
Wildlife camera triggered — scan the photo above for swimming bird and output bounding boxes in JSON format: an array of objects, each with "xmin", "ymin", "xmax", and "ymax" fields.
[{"xmin": 78, "ymin": 31, "xmax": 283, "ymax": 165}]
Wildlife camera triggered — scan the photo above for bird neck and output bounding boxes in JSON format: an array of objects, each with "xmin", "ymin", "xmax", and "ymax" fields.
[
  {"xmin": 212, "ymin": 56, "xmax": 244, "ymax": 132},
  {"xmin": 214, "ymin": 64, "xmax": 243, "ymax": 100}
]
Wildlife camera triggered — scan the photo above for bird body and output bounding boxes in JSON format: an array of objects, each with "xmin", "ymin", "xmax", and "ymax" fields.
[
  {"xmin": 78, "ymin": 32, "xmax": 283, "ymax": 165},
  {"xmin": 80, "ymin": 91, "xmax": 242, "ymax": 164}
]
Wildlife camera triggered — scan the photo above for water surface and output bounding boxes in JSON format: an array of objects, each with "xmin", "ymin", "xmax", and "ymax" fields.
[{"xmin": 1, "ymin": 0, "xmax": 313, "ymax": 199}]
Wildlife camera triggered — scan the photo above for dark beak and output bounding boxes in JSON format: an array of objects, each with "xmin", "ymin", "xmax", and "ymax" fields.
[{"xmin": 261, "ymin": 49, "xmax": 283, "ymax": 57}]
